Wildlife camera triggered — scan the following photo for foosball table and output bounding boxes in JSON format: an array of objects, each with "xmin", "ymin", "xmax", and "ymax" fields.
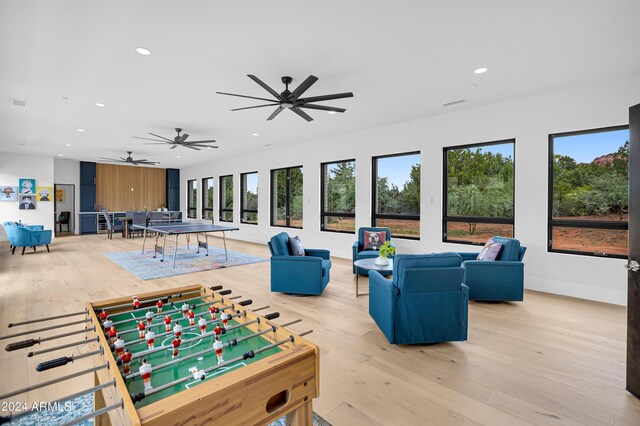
[{"xmin": 0, "ymin": 284, "xmax": 319, "ymax": 425}]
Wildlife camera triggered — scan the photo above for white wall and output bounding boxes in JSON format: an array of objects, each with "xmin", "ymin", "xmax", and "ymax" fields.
[
  {"xmin": 0, "ymin": 152, "xmax": 55, "ymax": 240},
  {"xmin": 54, "ymin": 158, "xmax": 80, "ymax": 234},
  {"xmin": 182, "ymin": 74, "xmax": 640, "ymax": 306}
]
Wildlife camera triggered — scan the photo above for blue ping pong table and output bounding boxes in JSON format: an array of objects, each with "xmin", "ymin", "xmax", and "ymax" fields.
[{"xmin": 131, "ymin": 223, "xmax": 239, "ymax": 268}]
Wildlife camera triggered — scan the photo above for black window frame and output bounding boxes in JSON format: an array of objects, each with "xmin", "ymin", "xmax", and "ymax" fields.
[
  {"xmin": 219, "ymin": 174, "xmax": 233, "ymax": 223},
  {"xmin": 187, "ymin": 179, "xmax": 197, "ymax": 219},
  {"xmin": 270, "ymin": 165, "xmax": 303, "ymax": 229},
  {"xmin": 202, "ymin": 177, "xmax": 214, "ymax": 221},
  {"xmin": 371, "ymin": 151, "xmax": 421, "ymax": 240},
  {"xmin": 240, "ymin": 171, "xmax": 258, "ymax": 225},
  {"xmin": 442, "ymin": 138, "xmax": 516, "ymax": 246},
  {"xmin": 320, "ymin": 159, "xmax": 356, "ymax": 234},
  {"xmin": 548, "ymin": 124, "xmax": 629, "ymax": 259}
]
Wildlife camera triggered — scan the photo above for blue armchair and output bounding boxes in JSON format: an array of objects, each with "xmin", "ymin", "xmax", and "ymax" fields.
[
  {"xmin": 369, "ymin": 253, "xmax": 468, "ymax": 345},
  {"xmin": 457, "ymin": 236, "xmax": 527, "ymax": 302},
  {"xmin": 353, "ymin": 227, "xmax": 395, "ymax": 275},
  {"xmin": 3, "ymin": 222, "xmax": 52, "ymax": 255},
  {"xmin": 267, "ymin": 232, "xmax": 332, "ymax": 295}
]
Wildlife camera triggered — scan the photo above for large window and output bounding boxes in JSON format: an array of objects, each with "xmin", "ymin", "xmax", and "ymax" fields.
[
  {"xmin": 549, "ymin": 125, "xmax": 629, "ymax": 258},
  {"xmin": 372, "ymin": 152, "xmax": 420, "ymax": 239},
  {"xmin": 443, "ymin": 140, "xmax": 515, "ymax": 244},
  {"xmin": 202, "ymin": 177, "xmax": 213, "ymax": 220},
  {"xmin": 187, "ymin": 179, "xmax": 197, "ymax": 219},
  {"xmin": 321, "ymin": 159, "xmax": 355, "ymax": 233},
  {"xmin": 241, "ymin": 172, "xmax": 258, "ymax": 224},
  {"xmin": 271, "ymin": 166, "xmax": 303, "ymax": 228},
  {"xmin": 219, "ymin": 175, "xmax": 233, "ymax": 222}
]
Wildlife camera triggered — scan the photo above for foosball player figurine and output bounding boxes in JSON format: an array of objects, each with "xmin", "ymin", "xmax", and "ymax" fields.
[
  {"xmin": 156, "ymin": 299, "xmax": 164, "ymax": 313},
  {"xmin": 173, "ymin": 321, "xmax": 183, "ymax": 339},
  {"xmin": 99, "ymin": 309, "xmax": 109, "ymax": 322},
  {"xmin": 189, "ymin": 366, "xmax": 206, "ymax": 381},
  {"xmin": 137, "ymin": 319, "xmax": 146, "ymax": 339},
  {"xmin": 145, "ymin": 329, "xmax": 156, "ymax": 350},
  {"xmin": 213, "ymin": 335, "xmax": 224, "ymax": 365},
  {"xmin": 107, "ymin": 325, "xmax": 118, "ymax": 344},
  {"xmin": 209, "ymin": 304, "xmax": 217, "ymax": 320},
  {"xmin": 171, "ymin": 336, "xmax": 181, "ymax": 359},
  {"xmin": 188, "ymin": 309, "xmax": 195, "ymax": 326},
  {"xmin": 139, "ymin": 359, "xmax": 153, "ymax": 390},
  {"xmin": 221, "ymin": 312, "xmax": 230, "ymax": 329},
  {"xmin": 163, "ymin": 314, "xmax": 172, "ymax": 332},
  {"xmin": 198, "ymin": 315, "xmax": 207, "ymax": 334},
  {"xmin": 145, "ymin": 309, "xmax": 154, "ymax": 325},
  {"xmin": 132, "ymin": 296, "xmax": 141, "ymax": 310},
  {"xmin": 181, "ymin": 302, "xmax": 190, "ymax": 318},
  {"xmin": 120, "ymin": 349, "xmax": 133, "ymax": 374},
  {"xmin": 213, "ymin": 324, "xmax": 224, "ymax": 337},
  {"xmin": 114, "ymin": 334, "xmax": 125, "ymax": 358}
]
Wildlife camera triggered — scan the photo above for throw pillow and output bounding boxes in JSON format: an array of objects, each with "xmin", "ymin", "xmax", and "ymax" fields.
[
  {"xmin": 477, "ymin": 239, "xmax": 503, "ymax": 261},
  {"xmin": 288, "ymin": 236, "xmax": 305, "ymax": 256},
  {"xmin": 363, "ymin": 231, "xmax": 386, "ymax": 251}
]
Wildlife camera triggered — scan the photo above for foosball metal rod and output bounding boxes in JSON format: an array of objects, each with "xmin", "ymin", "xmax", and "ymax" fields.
[
  {"xmin": 95, "ymin": 287, "xmax": 213, "ymax": 311},
  {"xmin": 61, "ymin": 399, "xmax": 124, "ymax": 426},
  {"xmin": 125, "ymin": 318, "xmax": 280, "ymax": 381},
  {"xmin": 28, "ymin": 337, "xmax": 99, "ymax": 357},
  {"xmin": 8, "ymin": 310, "xmax": 89, "ymax": 328},
  {"xmin": 0, "ymin": 318, "xmax": 91, "ymax": 340},
  {"xmin": 5, "ymin": 326, "xmax": 96, "ymax": 352},
  {"xmin": 0, "ymin": 379, "xmax": 117, "ymax": 424},
  {"xmin": 0, "ymin": 363, "xmax": 109, "ymax": 400},
  {"xmin": 36, "ymin": 348, "xmax": 104, "ymax": 371},
  {"xmin": 131, "ymin": 332, "xmax": 311, "ymax": 403},
  {"xmin": 279, "ymin": 319, "xmax": 303, "ymax": 328}
]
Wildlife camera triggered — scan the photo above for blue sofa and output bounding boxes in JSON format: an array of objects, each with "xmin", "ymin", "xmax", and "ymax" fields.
[
  {"xmin": 369, "ymin": 253, "xmax": 468, "ymax": 345},
  {"xmin": 457, "ymin": 236, "xmax": 527, "ymax": 302},
  {"xmin": 267, "ymin": 232, "xmax": 332, "ymax": 295},
  {"xmin": 3, "ymin": 222, "xmax": 52, "ymax": 255},
  {"xmin": 352, "ymin": 227, "xmax": 395, "ymax": 275}
]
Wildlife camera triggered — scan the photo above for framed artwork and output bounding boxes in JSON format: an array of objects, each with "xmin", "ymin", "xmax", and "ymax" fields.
[
  {"xmin": 19, "ymin": 178, "xmax": 36, "ymax": 194},
  {"xmin": 1, "ymin": 186, "xmax": 18, "ymax": 201},
  {"xmin": 37, "ymin": 186, "xmax": 52, "ymax": 202},
  {"xmin": 55, "ymin": 189, "xmax": 65, "ymax": 202},
  {"xmin": 19, "ymin": 194, "xmax": 36, "ymax": 210}
]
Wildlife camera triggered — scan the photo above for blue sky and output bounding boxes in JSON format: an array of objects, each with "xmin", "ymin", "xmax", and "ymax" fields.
[
  {"xmin": 378, "ymin": 154, "xmax": 420, "ymax": 188},
  {"xmin": 554, "ymin": 129, "xmax": 629, "ymax": 163}
]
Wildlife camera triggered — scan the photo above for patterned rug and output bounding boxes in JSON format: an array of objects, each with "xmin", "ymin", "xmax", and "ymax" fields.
[
  {"xmin": 103, "ymin": 246, "xmax": 268, "ymax": 280},
  {"xmin": 6, "ymin": 394, "xmax": 331, "ymax": 425}
]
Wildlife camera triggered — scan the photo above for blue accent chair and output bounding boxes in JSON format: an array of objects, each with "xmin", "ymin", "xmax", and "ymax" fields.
[
  {"xmin": 353, "ymin": 227, "xmax": 395, "ymax": 275},
  {"xmin": 268, "ymin": 232, "xmax": 332, "ymax": 295},
  {"xmin": 369, "ymin": 253, "xmax": 468, "ymax": 345},
  {"xmin": 457, "ymin": 236, "xmax": 527, "ymax": 302},
  {"xmin": 3, "ymin": 222, "xmax": 52, "ymax": 255}
]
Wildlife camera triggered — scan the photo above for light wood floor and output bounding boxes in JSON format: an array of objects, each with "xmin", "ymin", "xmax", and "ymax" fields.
[{"xmin": 1, "ymin": 235, "xmax": 639, "ymax": 425}]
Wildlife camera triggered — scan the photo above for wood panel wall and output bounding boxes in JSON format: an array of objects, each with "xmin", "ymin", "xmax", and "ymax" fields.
[{"xmin": 96, "ymin": 164, "xmax": 166, "ymax": 211}]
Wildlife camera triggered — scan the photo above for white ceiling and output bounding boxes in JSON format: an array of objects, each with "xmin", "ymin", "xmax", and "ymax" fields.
[{"xmin": 1, "ymin": 0, "xmax": 640, "ymax": 168}]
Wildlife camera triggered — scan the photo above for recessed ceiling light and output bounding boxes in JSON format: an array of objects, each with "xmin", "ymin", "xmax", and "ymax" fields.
[
  {"xmin": 474, "ymin": 67, "xmax": 488, "ymax": 74},
  {"xmin": 95, "ymin": 102, "xmax": 106, "ymax": 107},
  {"xmin": 176, "ymin": 156, "xmax": 181, "ymax": 158},
  {"xmin": 251, "ymin": 133, "xmax": 259, "ymax": 136},
  {"xmin": 327, "ymin": 111, "xmax": 337, "ymax": 115},
  {"xmin": 57, "ymin": 154, "xmax": 64, "ymax": 157},
  {"xmin": 135, "ymin": 47, "xmax": 152, "ymax": 56},
  {"xmin": 77, "ymin": 128, "xmax": 85, "ymax": 132},
  {"xmin": 65, "ymin": 144, "xmax": 72, "ymax": 147}
]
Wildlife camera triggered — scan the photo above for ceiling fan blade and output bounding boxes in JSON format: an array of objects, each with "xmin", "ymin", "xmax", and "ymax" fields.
[
  {"xmin": 135, "ymin": 159, "xmax": 148, "ymax": 162},
  {"xmin": 299, "ymin": 92, "xmax": 354, "ymax": 103},
  {"xmin": 119, "ymin": 157, "xmax": 128, "ymax": 161},
  {"xmin": 186, "ymin": 139, "xmax": 217, "ymax": 144},
  {"xmin": 216, "ymin": 92, "xmax": 278, "ymax": 103},
  {"xmin": 134, "ymin": 136, "xmax": 170, "ymax": 142},
  {"xmin": 231, "ymin": 103, "xmax": 279, "ymax": 112},
  {"xmin": 299, "ymin": 104, "xmax": 346, "ymax": 113},
  {"xmin": 177, "ymin": 134, "xmax": 189, "ymax": 143},
  {"xmin": 142, "ymin": 142, "xmax": 172, "ymax": 145},
  {"xmin": 191, "ymin": 145, "xmax": 219, "ymax": 149},
  {"xmin": 266, "ymin": 106, "xmax": 284, "ymax": 121},
  {"xmin": 134, "ymin": 161, "xmax": 159, "ymax": 165},
  {"xmin": 290, "ymin": 107, "xmax": 313, "ymax": 122},
  {"xmin": 247, "ymin": 75, "xmax": 283, "ymax": 100},
  {"xmin": 290, "ymin": 75, "xmax": 318, "ymax": 100},
  {"xmin": 148, "ymin": 133, "xmax": 174, "ymax": 142},
  {"xmin": 170, "ymin": 145, "xmax": 177, "ymax": 149},
  {"xmin": 183, "ymin": 145, "xmax": 201, "ymax": 151},
  {"xmin": 98, "ymin": 157, "xmax": 122, "ymax": 162}
]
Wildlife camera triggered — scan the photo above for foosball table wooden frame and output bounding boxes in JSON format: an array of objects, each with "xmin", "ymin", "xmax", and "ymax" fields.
[{"xmin": 87, "ymin": 284, "xmax": 319, "ymax": 426}]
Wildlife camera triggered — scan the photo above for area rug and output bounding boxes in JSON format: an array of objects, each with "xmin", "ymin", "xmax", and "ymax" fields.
[
  {"xmin": 6, "ymin": 394, "xmax": 332, "ymax": 425},
  {"xmin": 103, "ymin": 246, "xmax": 268, "ymax": 280}
]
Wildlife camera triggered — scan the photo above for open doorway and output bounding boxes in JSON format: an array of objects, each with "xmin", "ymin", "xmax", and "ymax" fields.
[{"xmin": 54, "ymin": 183, "xmax": 75, "ymax": 236}]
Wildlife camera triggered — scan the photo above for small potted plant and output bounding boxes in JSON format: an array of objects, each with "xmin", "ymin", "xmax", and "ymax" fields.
[{"xmin": 375, "ymin": 241, "xmax": 396, "ymax": 266}]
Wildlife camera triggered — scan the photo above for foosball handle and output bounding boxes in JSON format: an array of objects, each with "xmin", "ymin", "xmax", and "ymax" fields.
[
  {"xmin": 5, "ymin": 338, "xmax": 38, "ymax": 351},
  {"xmin": 37, "ymin": 356, "xmax": 72, "ymax": 371},
  {"xmin": 243, "ymin": 350, "xmax": 255, "ymax": 360},
  {"xmin": 130, "ymin": 392, "xmax": 146, "ymax": 404},
  {"xmin": 218, "ymin": 290, "xmax": 232, "ymax": 296},
  {"xmin": 210, "ymin": 285, "xmax": 223, "ymax": 291},
  {"xmin": 229, "ymin": 338, "xmax": 237, "ymax": 347},
  {"xmin": 264, "ymin": 312, "xmax": 280, "ymax": 320},
  {"xmin": 238, "ymin": 300, "xmax": 253, "ymax": 306}
]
